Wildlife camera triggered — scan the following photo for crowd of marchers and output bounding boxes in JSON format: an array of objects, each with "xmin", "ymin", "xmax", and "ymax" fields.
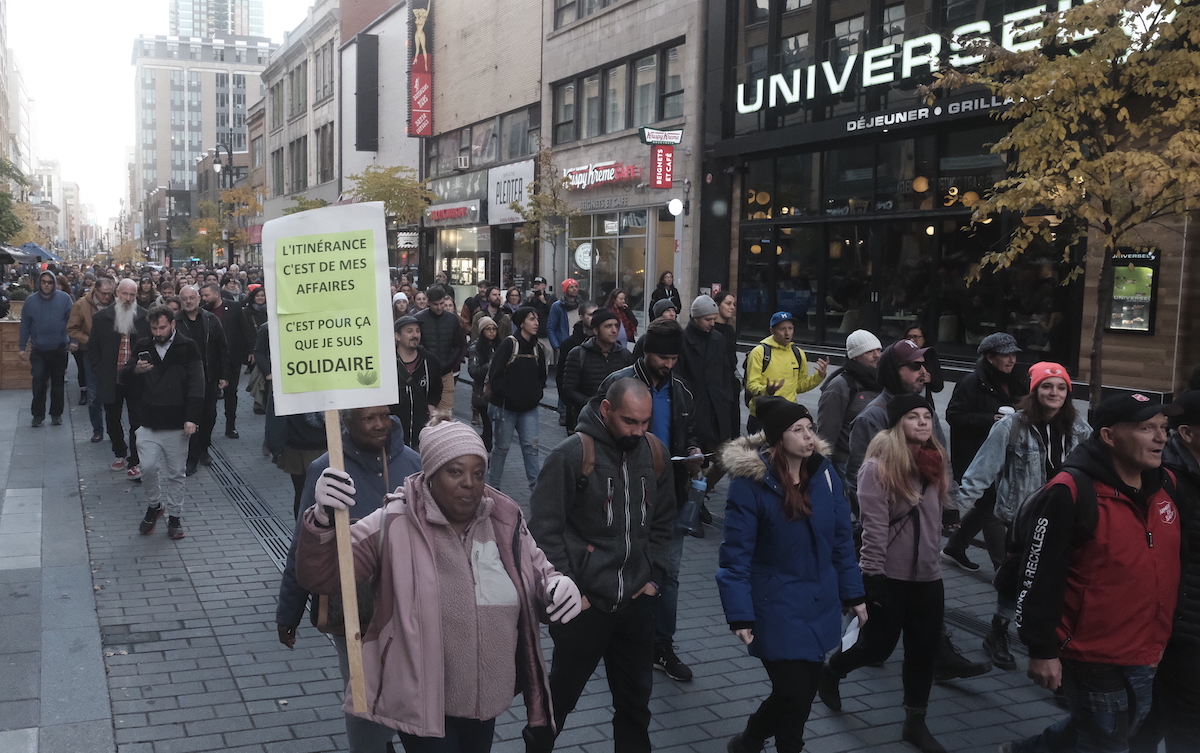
[{"xmin": 22, "ymin": 261, "xmax": 1196, "ymax": 753}]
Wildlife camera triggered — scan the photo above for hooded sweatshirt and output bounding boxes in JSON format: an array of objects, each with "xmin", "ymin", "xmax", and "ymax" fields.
[
  {"xmin": 1014, "ymin": 436, "xmax": 1181, "ymax": 664},
  {"xmin": 19, "ymin": 273, "xmax": 73, "ymax": 351}
]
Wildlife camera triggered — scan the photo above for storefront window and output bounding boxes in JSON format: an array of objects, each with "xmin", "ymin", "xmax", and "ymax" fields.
[
  {"xmin": 776, "ymin": 227, "xmax": 820, "ymax": 342},
  {"xmin": 876, "ymin": 221, "xmax": 936, "ymax": 340},
  {"xmin": 739, "ymin": 232, "xmax": 775, "ymax": 339},
  {"xmin": 776, "ymin": 153, "xmax": 819, "ymax": 217},
  {"xmin": 824, "ymin": 147, "xmax": 873, "ymax": 215},
  {"xmin": 939, "ymin": 125, "xmax": 1008, "ymax": 211},
  {"xmin": 567, "ymin": 210, "xmax": 650, "ymax": 320},
  {"xmin": 434, "ymin": 227, "xmax": 490, "ymax": 291},
  {"xmin": 824, "ymin": 223, "xmax": 872, "ymax": 345},
  {"xmin": 875, "ymin": 137, "xmax": 936, "ymax": 212},
  {"xmin": 744, "ymin": 158, "xmax": 774, "ymax": 220}
]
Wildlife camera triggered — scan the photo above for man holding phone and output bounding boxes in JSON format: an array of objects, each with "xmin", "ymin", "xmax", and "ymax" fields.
[{"xmin": 120, "ymin": 306, "xmax": 206, "ymax": 540}]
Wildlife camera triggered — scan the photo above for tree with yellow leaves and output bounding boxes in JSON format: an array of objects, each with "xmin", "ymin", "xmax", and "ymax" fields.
[
  {"xmin": 344, "ymin": 165, "xmax": 436, "ymax": 225},
  {"xmin": 930, "ymin": 0, "xmax": 1200, "ymax": 406}
]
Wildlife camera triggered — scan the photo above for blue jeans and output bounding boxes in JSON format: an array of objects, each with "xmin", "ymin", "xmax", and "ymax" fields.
[
  {"xmin": 487, "ymin": 405, "xmax": 539, "ymax": 489},
  {"xmin": 1013, "ymin": 661, "xmax": 1156, "ymax": 753},
  {"xmin": 82, "ymin": 353, "xmax": 104, "ymax": 433},
  {"xmin": 653, "ymin": 525, "xmax": 685, "ymax": 647}
]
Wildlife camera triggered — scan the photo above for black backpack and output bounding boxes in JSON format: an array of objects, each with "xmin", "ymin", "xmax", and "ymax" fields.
[{"xmin": 743, "ymin": 342, "xmax": 806, "ymax": 407}]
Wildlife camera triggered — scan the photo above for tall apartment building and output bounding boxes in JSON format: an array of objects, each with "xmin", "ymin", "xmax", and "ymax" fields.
[
  {"xmin": 171, "ymin": 0, "xmax": 265, "ymax": 38},
  {"xmin": 260, "ymin": 0, "xmax": 340, "ymax": 221},
  {"xmin": 63, "ymin": 181, "xmax": 81, "ymax": 247},
  {"xmin": 31, "ymin": 159, "xmax": 64, "ymax": 245},
  {"xmin": 6, "ymin": 49, "xmax": 32, "ymax": 193},
  {"xmin": 0, "ymin": 0, "xmax": 9, "ymax": 168},
  {"xmin": 131, "ymin": 34, "xmax": 274, "ymax": 208}
]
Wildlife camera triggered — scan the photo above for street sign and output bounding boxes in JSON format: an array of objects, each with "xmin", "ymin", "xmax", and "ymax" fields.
[{"xmin": 263, "ymin": 202, "xmax": 399, "ymax": 415}]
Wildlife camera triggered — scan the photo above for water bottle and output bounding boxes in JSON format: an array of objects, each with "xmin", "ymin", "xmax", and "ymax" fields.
[{"xmin": 677, "ymin": 477, "xmax": 707, "ymax": 533}]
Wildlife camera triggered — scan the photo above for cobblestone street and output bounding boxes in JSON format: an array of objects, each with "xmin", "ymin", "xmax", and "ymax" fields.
[{"xmin": 0, "ymin": 370, "xmax": 1067, "ymax": 753}]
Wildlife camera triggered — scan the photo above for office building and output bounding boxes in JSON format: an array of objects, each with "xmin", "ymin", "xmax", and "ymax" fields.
[{"xmin": 171, "ymin": 0, "xmax": 265, "ymax": 39}]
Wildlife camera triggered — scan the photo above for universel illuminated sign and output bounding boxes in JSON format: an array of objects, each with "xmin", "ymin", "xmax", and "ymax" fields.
[{"xmin": 737, "ymin": 0, "xmax": 1073, "ymax": 115}]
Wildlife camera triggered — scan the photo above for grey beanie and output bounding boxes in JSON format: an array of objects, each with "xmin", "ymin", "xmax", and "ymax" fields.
[
  {"xmin": 977, "ymin": 332, "xmax": 1021, "ymax": 356},
  {"xmin": 690, "ymin": 294, "xmax": 718, "ymax": 319},
  {"xmin": 652, "ymin": 298, "xmax": 677, "ymax": 318}
]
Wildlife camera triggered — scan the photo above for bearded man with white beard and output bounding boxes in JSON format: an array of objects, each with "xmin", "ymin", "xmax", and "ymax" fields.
[{"xmin": 89, "ymin": 279, "xmax": 152, "ymax": 480}]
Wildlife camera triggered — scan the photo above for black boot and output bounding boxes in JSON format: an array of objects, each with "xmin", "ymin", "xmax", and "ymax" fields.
[
  {"xmin": 726, "ymin": 732, "xmax": 765, "ymax": 753},
  {"xmin": 934, "ymin": 629, "xmax": 992, "ymax": 682},
  {"xmin": 982, "ymin": 616, "xmax": 1017, "ymax": 670},
  {"xmin": 817, "ymin": 664, "xmax": 843, "ymax": 711},
  {"xmin": 902, "ymin": 707, "xmax": 947, "ymax": 753}
]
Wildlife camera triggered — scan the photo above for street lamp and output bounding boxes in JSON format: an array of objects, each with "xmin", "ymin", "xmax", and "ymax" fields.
[{"xmin": 212, "ymin": 143, "xmax": 234, "ymax": 265}]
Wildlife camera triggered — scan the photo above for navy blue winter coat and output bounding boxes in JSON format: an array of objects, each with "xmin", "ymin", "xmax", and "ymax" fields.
[{"xmin": 716, "ymin": 433, "xmax": 864, "ymax": 662}]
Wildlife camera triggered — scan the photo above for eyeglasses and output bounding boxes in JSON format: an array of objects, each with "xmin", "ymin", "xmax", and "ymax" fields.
[{"xmin": 902, "ymin": 361, "xmax": 928, "ymax": 371}]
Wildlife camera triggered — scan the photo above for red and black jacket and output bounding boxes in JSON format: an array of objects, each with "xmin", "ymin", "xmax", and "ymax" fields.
[{"xmin": 1015, "ymin": 436, "xmax": 1182, "ymax": 665}]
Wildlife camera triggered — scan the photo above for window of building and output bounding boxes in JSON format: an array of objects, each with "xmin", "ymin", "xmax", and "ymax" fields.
[
  {"xmin": 270, "ymin": 148, "xmax": 284, "ymax": 196},
  {"xmin": 234, "ymin": 93, "xmax": 245, "ymax": 109},
  {"xmin": 829, "ymin": 14, "xmax": 864, "ymax": 67},
  {"xmin": 555, "ymin": 0, "xmax": 576, "ymax": 28},
  {"xmin": 142, "ymin": 148, "xmax": 156, "ymax": 165},
  {"xmin": 143, "ymin": 108, "xmax": 156, "ymax": 125},
  {"xmin": 500, "ymin": 108, "xmax": 532, "ymax": 162},
  {"xmin": 189, "ymin": 46, "xmax": 200, "ymax": 60},
  {"xmin": 170, "ymin": 70, "xmax": 183, "ymax": 87},
  {"xmin": 252, "ymin": 136, "xmax": 264, "ymax": 168},
  {"xmin": 554, "ymin": 83, "xmax": 576, "ymax": 143},
  {"xmin": 269, "ymin": 82, "xmax": 284, "ymax": 130},
  {"xmin": 233, "ymin": 73, "xmax": 246, "ymax": 89},
  {"xmin": 604, "ymin": 65, "xmax": 627, "ymax": 133},
  {"xmin": 232, "ymin": 132, "xmax": 246, "ymax": 151},
  {"xmin": 213, "ymin": 47, "xmax": 225, "ymax": 62},
  {"xmin": 142, "ymin": 128, "xmax": 156, "ymax": 145},
  {"xmin": 188, "ymin": 110, "xmax": 202, "ymax": 127},
  {"xmin": 143, "ymin": 168, "xmax": 157, "ymax": 184},
  {"xmin": 314, "ymin": 41, "xmax": 335, "ymax": 100},
  {"xmin": 234, "ymin": 113, "xmax": 245, "ymax": 129},
  {"xmin": 288, "ymin": 137, "xmax": 308, "ymax": 193},
  {"xmin": 582, "ymin": 74, "xmax": 602, "ymax": 139},
  {"xmin": 289, "ymin": 62, "xmax": 308, "ymax": 117},
  {"xmin": 142, "ymin": 69, "xmax": 155, "ymax": 86},
  {"xmin": 171, "ymin": 110, "xmax": 185, "ymax": 127},
  {"xmin": 142, "ymin": 88, "xmax": 155, "ymax": 105},
  {"xmin": 216, "ymin": 112, "xmax": 229, "ymax": 129},
  {"xmin": 216, "ymin": 92, "xmax": 229, "ymax": 108},
  {"xmin": 471, "ymin": 119, "xmax": 498, "ymax": 166},
  {"xmin": 189, "ymin": 91, "xmax": 201, "ymax": 107},
  {"xmin": 167, "ymin": 42, "xmax": 179, "ymax": 59},
  {"xmin": 315, "ymin": 123, "xmax": 335, "ymax": 183},
  {"xmin": 235, "ymin": 48, "xmax": 246, "ymax": 63},
  {"xmin": 188, "ymin": 71, "xmax": 200, "ymax": 88},
  {"xmin": 216, "ymin": 73, "xmax": 228, "ymax": 89},
  {"xmin": 661, "ymin": 47, "xmax": 684, "ymax": 119},
  {"xmin": 566, "ymin": 211, "xmax": 649, "ymax": 314},
  {"xmin": 171, "ymin": 90, "xmax": 184, "ymax": 106},
  {"xmin": 632, "ymin": 55, "xmax": 657, "ymax": 126}
]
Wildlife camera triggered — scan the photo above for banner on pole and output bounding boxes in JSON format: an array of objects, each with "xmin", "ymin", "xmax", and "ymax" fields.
[{"xmin": 264, "ymin": 202, "xmax": 399, "ymax": 415}]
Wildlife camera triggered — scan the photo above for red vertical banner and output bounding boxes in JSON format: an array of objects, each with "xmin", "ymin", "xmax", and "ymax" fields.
[
  {"xmin": 409, "ymin": 0, "xmax": 433, "ymax": 137},
  {"xmin": 650, "ymin": 145, "xmax": 674, "ymax": 189}
]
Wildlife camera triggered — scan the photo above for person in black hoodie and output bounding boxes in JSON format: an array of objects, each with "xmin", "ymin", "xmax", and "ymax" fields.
[
  {"xmin": 1131, "ymin": 391, "xmax": 1200, "ymax": 753},
  {"xmin": 561, "ymin": 308, "xmax": 634, "ymax": 431},
  {"xmin": 121, "ymin": 306, "xmax": 205, "ymax": 540},
  {"xmin": 943, "ymin": 332, "xmax": 1028, "ymax": 571},
  {"xmin": 467, "ymin": 316, "xmax": 500, "ymax": 450},
  {"xmin": 486, "ymin": 306, "xmax": 547, "ymax": 490},
  {"xmin": 554, "ymin": 302, "xmax": 596, "ymax": 426},
  {"xmin": 391, "ymin": 315, "xmax": 443, "ymax": 451},
  {"xmin": 817, "ymin": 329, "xmax": 884, "ymax": 477}
]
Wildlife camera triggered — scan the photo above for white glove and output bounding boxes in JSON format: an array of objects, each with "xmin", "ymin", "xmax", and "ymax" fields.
[
  {"xmin": 311, "ymin": 468, "xmax": 356, "ymax": 526},
  {"xmin": 546, "ymin": 574, "xmax": 582, "ymax": 624}
]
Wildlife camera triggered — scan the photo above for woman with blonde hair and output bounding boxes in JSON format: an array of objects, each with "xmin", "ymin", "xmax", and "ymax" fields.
[{"xmin": 818, "ymin": 393, "xmax": 953, "ymax": 753}]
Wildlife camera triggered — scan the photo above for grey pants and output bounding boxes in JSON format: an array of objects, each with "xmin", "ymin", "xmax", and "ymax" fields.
[
  {"xmin": 332, "ymin": 635, "xmax": 397, "ymax": 752},
  {"xmin": 139, "ymin": 428, "xmax": 189, "ymax": 517}
]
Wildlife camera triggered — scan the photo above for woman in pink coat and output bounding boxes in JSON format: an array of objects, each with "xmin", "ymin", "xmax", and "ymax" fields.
[{"xmin": 297, "ymin": 416, "xmax": 583, "ymax": 752}]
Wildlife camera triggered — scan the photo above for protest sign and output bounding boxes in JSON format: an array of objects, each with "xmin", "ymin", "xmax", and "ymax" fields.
[
  {"xmin": 262, "ymin": 202, "xmax": 398, "ymax": 713},
  {"xmin": 264, "ymin": 202, "xmax": 398, "ymax": 415}
]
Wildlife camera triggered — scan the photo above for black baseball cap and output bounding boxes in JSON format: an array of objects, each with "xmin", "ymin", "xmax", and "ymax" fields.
[
  {"xmin": 1091, "ymin": 393, "xmax": 1182, "ymax": 429},
  {"xmin": 1168, "ymin": 390, "xmax": 1200, "ymax": 428},
  {"xmin": 533, "ymin": 276, "xmax": 548, "ymax": 285}
]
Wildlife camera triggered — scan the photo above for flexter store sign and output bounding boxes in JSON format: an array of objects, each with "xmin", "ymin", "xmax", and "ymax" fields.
[
  {"xmin": 489, "ymin": 159, "xmax": 535, "ymax": 225},
  {"xmin": 650, "ymin": 145, "xmax": 674, "ymax": 189},
  {"xmin": 263, "ymin": 203, "xmax": 399, "ymax": 414},
  {"xmin": 563, "ymin": 161, "xmax": 642, "ymax": 191},
  {"xmin": 408, "ymin": 0, "xmax": 433, "ymax": 137}
]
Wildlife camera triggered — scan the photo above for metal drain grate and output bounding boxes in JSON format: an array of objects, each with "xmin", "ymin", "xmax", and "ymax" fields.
[{"xmin": 206, "ymin": 446, "xmax": 292, "ymax": 572}]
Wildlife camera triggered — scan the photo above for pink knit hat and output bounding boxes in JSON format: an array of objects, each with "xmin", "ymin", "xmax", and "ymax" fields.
[{"xmin": 418, "ymin": 418, "xmax": 488, "ymax": 477}]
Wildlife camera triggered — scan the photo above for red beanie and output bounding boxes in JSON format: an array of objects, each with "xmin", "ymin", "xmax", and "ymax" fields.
[
  {"xmin": 561, "ymin": 278, "xmax": 577, "ymax": 294},
  {"xmin": 1029, "ymin": 362, "xmax": 1071, "ymax": 392}
]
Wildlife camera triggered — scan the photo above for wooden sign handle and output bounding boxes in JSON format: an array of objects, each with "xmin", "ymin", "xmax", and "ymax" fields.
[{"xmin": 325, "ymin": 409, "xmax": 367, "ymax": 713}]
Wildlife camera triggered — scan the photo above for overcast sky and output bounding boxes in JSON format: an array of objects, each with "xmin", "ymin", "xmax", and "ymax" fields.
[{"xmin": 7, "ymin": 0, "xmax": 308, "ymax": 224}]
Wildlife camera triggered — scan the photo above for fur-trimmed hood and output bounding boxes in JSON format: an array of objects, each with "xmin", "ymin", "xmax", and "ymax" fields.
[{"xmin": 720, "ymin": 431, "xmax": 833, "ymax": 483}]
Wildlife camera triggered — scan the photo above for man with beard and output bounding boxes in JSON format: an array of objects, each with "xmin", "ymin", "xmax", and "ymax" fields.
[
  {"xmin": 19, "ymin": 270, "xmax": 74, "ymax": 427},
  {"xmin": 525, "ymin": 378, "xmax": 674, "ymax": 753},
  {"xmin": 549, "ymin": 279, "xmax": 584, "ymax": 426},
  {"xmin": 122, "ymin": 306, "xmax": 205, "ymax": 540},
  {"xmin": 68, "ymin": 277, "xmax": 115, "ymax": 442},
  {"xmin": 816, "ymin": 329, "xmax": 883, "ymax": 478},
  {"xmin": 200, "ymin": 282, "xmax": 244, "ymax": 439},
  {"xmin": 90, "ymin": 279, "xmax": 151, "ymax": 480},
  {"xmin": 390, "ymin": 316, "xmax": 443, "ymax": 450},
  {"xmin": 471, "ymin": 285, "xmax": 511, "ymax": 339},
  {"xmin": 177, "ymin": 285, "xmax": 229, "ymax": 476}
]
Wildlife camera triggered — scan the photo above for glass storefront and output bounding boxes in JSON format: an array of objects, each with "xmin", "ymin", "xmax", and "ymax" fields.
[
  {"xmin": 434, "ymin": 227, "xmax": 491, "ymax": 299},
  {"xmin": 735, "ymin": 124, "xmax": 1082, "ymax": 365},
  {"xmin": 567, "ymin": 210, "xmax": 649, "ymax": 319}
]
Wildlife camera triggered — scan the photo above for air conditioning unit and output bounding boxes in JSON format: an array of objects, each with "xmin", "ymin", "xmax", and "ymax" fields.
[{"xmin": 456, "ymin": 155, "xmax": 471, "ymax": 170}]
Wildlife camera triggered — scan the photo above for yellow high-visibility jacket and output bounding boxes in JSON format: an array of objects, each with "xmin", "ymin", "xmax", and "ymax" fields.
[{"xmin": 745, "ymin": 335, "xmax": 825, "ymax": 416}]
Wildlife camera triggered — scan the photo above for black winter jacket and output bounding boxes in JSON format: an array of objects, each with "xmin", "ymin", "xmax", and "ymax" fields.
[
  {"xmin": 87, "ymin": 305, "xmax": 151, "ymax": 405},
  {"xmin": 598, "ymin": 360, "xmax": 700, "ymax": 460},
  {"xmin": 205, "ymin": 298, "xmax": 244, "ymax": 376},
  {"xmin": 561, "ymin": 337, "xmax": 634, "ymax": 421},
  {"xmin": 555, "ymin": 320, "xmax": 591, "ymax": 395},
  {"xmin": 176, "ymin": 309, "xmax": 230, "ymax": 387},
  {"xmin": 945, "ymin": 358, "xmax": 1028, "ymax": 480},
  {"xmin": 467, "ymin": 337, "xmax": 499, "ymax": 411},
  {"xmin": 119, "ymin": 330, "xmax": 206, "ymax": 430},
  {"xmin": 391, "ymin": 347, "xmax": 443, "ymax": 449},
  {"xmin": 678, "ymin": 321, "xmax": 735, "ymax": 448},
  {"xmin": 488, "ymin": 332, "xmax": 547, "ymax": 412},
  {"xmin": 529, "ymin": 402, "xmax": 675, "ymax": 612},
  {"xmin": 1162, "ymin": 436, "xmax": 1200, "ymax": 647},
  {"xmin": 414, "ymin": 308, "xmax": 464, "ymax": 375}
]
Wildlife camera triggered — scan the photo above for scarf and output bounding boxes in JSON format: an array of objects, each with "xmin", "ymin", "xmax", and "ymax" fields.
[
  {"xmin": 559, "ymin": 294, "xmax": 580, "ymax": 312},
  {"xmin": 912, "ymin": 446, "xmax": 944, "ymax": 487},
  {"xmin": 250, "ymin": 302, "xmax": 267, "ymax": 313},
  {"xmin": 842, "ymin": 357, "xmax": 883, "ymax": 393}
]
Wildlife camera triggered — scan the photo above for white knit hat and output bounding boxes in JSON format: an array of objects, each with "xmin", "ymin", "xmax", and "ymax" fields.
[{"xmin": 845, "ymin": 329, "xmax": 882, "ymax": 359}]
